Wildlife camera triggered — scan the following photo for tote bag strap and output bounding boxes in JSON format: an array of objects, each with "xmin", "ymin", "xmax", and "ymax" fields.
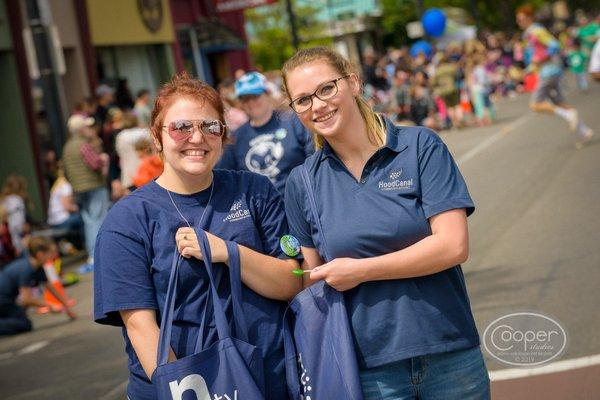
[
  {"xmin": 157, "ymin": 251, "xmax": 183, "ymax": 366},
  {"xmin": 157, "ymin": 232, "xmax": 244, "ymax": 366},
  {"xmin": 225, "ymin": 240, "xmax": 250, "ymax": 342},
  {"xmin": 300, "ymin": 165, "xmax": 332, "ymax": 263}
]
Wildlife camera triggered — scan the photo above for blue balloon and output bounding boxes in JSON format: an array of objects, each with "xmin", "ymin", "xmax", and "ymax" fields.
[
  {"xmin": 410, "ymin": 40, "xmax": 433, "ymax": 58},
  {"xmin": 422, "ymin": 8, "xmax": 446, "ymax": 37}
]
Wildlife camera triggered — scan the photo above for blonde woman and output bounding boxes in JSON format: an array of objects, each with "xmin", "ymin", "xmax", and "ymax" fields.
[{"xmin": 282, "ymin": 47, "xmax": 490, "ymax": 399}]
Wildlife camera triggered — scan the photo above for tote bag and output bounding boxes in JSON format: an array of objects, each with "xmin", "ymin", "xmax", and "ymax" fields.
[
  {"xmin": 152, "ymin": 230, "xmax": 265, "ymax": 400},
  {"xmin": 283, "ymin": 165, "xmax": 364, "ymax": 400}
]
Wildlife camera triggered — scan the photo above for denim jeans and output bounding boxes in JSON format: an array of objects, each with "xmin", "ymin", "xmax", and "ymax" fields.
[
  {"xmin": 77, "ymin": 187, "xmax": 109, "ymax": 259},
  {"xmin": 360, "ymin": 346, "xmax": 490, "ymax": 400}
]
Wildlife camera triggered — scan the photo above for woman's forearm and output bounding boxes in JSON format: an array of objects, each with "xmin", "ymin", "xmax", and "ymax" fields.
[
  {"xmin": 237, "ymin": 245, "xmax": 302, "ymax": 301},
  {"xmin": 362, "ymin": 231, "xmax": 468, "ymax": 282},
  {"xmin": 121, "ymin": 309, "xmax": 176, "ymax": 380}
]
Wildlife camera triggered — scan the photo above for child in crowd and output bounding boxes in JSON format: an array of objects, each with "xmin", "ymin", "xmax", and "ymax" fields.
[
  {"xmin": 567, "ymin": 39, "xmax": 589, "ymax": 91},
  {"xmin": 132, "ymin": 138, "xmax": 163, "ymax": 188}
]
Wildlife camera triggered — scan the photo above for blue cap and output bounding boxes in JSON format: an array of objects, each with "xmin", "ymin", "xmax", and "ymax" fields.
[{"xmin": 235, "ymin": 72, "xmax": 268, "ymax": 98}]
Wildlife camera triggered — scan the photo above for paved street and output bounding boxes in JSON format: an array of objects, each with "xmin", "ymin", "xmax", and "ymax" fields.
[{"xmin": 1, "ymin": 81, "xmax": 599, "ymax": 399}]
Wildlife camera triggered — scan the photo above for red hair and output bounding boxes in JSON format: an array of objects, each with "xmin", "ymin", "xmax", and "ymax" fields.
[
  {"xmin": 150, "ymin": 72, "xmax": 227, "ymax": 149},
  {"xmin": 516, "ymin": 4, "xmax": 535, "ymax": 18}
]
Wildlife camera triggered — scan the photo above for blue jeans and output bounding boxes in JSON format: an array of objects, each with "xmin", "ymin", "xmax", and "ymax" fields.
[
  {"xmin": 360, "ymin": 346, "xmax": 490, "ymax": 400},
  {"xmin": 77, "ymin": 187, "xmax": 109, "ymax": 259}
]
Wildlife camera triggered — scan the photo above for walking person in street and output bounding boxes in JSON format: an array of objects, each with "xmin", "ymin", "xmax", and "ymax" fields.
[
  {"xmin": 0, "ymin": 236, "xmax": 76, "ymax": 336},
  {"xmin": 217, "ymin": 72, "xmax": 313, "ymax": 196},
  {"xmin": 516, "ymin": 5, "xmax": 594, "ymax": 148},
  {"xmin": 282, "ymin": 46, "xmax": 490, "ymax": 399},
  {"xmin": 94, "ymin": 73, "xmax": 301, "ymax": 400},
  {"xmin": 62, "ymin": 114, "xmax": 110, "ymax": 272}
]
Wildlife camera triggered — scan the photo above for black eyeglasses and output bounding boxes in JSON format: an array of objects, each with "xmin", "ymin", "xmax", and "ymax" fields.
[
  {"xmin": 289, "ymin": 75, "xmax": 350, "ymax": 113},
  {"xmin": 162, "ymin": 119, "xmax": 226, "ymax": 141}
]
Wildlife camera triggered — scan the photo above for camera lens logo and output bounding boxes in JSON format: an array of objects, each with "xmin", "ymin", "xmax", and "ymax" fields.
[{"xmin": 483, "ymin": 312, "xmax": 567, "ymax": 367}]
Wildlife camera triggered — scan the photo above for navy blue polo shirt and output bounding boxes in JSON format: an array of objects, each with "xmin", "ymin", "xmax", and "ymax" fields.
[
  {"xmin": 0, "ymin": 257, "xmax": 47, "ymax": 306},
  {"xmin": 285, "ymin": 118, "xmax": 479, "ymax": 369},
  {"xmin": 94, "ymin": 170, "xmax": 291, "ymax": 400},
  {"xmin": 217, "ymin": 110, "xmax": 313, "ymax": 195}
]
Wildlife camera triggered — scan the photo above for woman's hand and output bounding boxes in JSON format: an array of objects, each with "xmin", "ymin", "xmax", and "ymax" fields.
[
  {"xmin": 175, "ymin": 227, "xmax": 229, "ymax": 263},
  {"xmin": 309, "ymin": 257, "xmax": 367, "ymax": 291}
]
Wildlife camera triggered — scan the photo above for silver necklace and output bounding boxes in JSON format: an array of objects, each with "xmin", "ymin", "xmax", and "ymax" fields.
[{"xmin": 166, "ymin": 174, "xmax": 215, "ymax": 229}]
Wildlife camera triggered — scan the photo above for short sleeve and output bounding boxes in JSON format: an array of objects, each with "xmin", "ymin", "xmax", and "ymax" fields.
[
  {"xmin": 93, "ymin": 230, "xmax": 158, "ymax": 326},
  {"xmin": 252, "ymin": 176, "xmax": 293, "ymax": 259},
  {"xmin": 284, "ymin": 168, "xmax": 315, "ymax": 248},
  {"xmin": 418, "ymin": 138, "xmax": 475, "ymax": 219}
]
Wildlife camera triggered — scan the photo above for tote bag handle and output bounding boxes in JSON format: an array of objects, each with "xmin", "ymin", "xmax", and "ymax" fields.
[
  {"xmin": 157, "ymin": 232, "xmax": 247, "ymax": 366},
  {"xmin": 300, "ymin": 165, "xmax": 332, "ymax": 263}
]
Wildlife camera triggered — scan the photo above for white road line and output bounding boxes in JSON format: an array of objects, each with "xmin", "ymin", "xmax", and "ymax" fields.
[
  {"xmin": 457, "ymin": 115, "xmax": 530, "ymax": 165},
  {"xmin": 489, "ymin": 353, "xmax": 600, "ymax": 381},
  {"xmin": 99, "ymin": 379, "xmax": 129, "ymax": 400},
  {"xmin": 17, "ymin": 340, "xmax": 50, "ymax": 355},
  {"xmin": 0, "ymin": 352, "xmax": 14, "ymax": 360}
]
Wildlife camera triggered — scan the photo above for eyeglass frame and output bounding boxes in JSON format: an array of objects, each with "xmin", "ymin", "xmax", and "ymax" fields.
[
  {"xmin": 288, "ymin": 74, "xmax": 351, "ymax": 113},
  {"xmin": 161, "ymin": 119, "xmax": 227, "ymax": 141}
]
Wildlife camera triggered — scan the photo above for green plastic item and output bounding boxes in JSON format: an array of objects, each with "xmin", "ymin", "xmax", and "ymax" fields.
[{"xmin": 292, "ymin": 269, "xmax": 305, "ymax": 276}]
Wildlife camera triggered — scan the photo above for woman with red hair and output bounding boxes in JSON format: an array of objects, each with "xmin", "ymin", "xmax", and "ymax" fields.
[{"xmin": 93, "ymin": 73, "xmax": 301, "ymax": 400}]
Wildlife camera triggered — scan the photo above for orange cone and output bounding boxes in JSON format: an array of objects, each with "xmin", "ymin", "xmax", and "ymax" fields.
[{"xmin": 38, "ymin": 259, "xmax": 76, "ymax": 314}]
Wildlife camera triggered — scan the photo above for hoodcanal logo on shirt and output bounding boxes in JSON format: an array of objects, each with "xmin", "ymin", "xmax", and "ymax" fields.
[
  {"xmin": 223, "ymin": 200, "xmax": 251, "ymax": 222},
  {"xmin": 378, "ymin": 169, "xmax": 414, "ymax": 191}
]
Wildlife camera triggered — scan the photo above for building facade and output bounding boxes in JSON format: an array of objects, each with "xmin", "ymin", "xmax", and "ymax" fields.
[{"xmin": 0, "ymin": 0, "xmax": 255, "ymax": 221}]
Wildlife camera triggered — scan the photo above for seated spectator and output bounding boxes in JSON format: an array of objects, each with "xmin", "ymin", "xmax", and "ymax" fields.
[
  {"xmin": 0, "ymin": 236, "xmax": 76, "ymax": 336},
  {"xmin": 132, "ymin": 138, "xmax": 163, "ymax": 188},
  {"xmin": 389, "ymin": 69, "xmax": 412, "ymax": 123},
  {"xmin": 0, "ymin": 174, "xmax": 31, "ymax": 256},
  {"xmin": 410, "ymin": 84, "xmax": 437, "ymax": 129},
  {"xmin": 46, "ymin": 164, "xmax": 83, "ymax": 250}
]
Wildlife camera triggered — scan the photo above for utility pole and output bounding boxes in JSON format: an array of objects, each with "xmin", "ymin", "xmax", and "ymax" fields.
[
  {"xmin": 415, "ymin": 0, "xmax": 423, "ymax": 18},
  {"xmin": 23, "ymin": 0, "xmax": 68, "ymax": 157},
  {"xmin": 285, "ymin": 0, "xmax": 300, "ymax": 50}
]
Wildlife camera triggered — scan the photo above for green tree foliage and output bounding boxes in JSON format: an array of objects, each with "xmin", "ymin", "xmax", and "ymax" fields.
[{"xmin": 245, "ymin": 0, "xmax": 332, "ymax": 71}]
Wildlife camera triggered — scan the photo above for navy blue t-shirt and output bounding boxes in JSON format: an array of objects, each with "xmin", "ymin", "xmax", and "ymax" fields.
[
  {"xmin": 217, "ymin": 110, "xmax": 313, "ymax": 195},
  {"xmin": 0, "ymin": 257, "xmax": 47, "ymax": 306},
  {"xmin": 285, "ymin": 118, "xmax": 479, "ymax": 369},
  {"xmin": 94, "ymin": 170, "xmax": 291, "ymax": 400}
]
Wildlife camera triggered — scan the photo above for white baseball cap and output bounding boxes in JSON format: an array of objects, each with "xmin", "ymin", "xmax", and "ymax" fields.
[{"xmin": 67, "ymin": 114, "xmax": 96, "ymax": 134}]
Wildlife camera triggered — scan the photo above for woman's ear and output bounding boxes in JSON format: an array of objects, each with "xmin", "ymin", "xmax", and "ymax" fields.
[
  {"xmin": 348, "ymin": 73, "xmax": 361, "ymax": 97},
  {"xmin": 151, "ymin": 130, "xmax": 162, "ymax": 152}
]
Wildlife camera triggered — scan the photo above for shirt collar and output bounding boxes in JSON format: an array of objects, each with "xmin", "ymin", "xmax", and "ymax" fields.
[
  {"xmin": 382, "ymin": 116, "xmax": 409, "ymax": 154},
  {"xmin": 318, "ymin": 115, "xmax": 408, "ymax": 162}
]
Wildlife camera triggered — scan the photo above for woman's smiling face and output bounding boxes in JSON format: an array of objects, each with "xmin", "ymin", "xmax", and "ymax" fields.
[
  {"xmin": 158, "ymin": 97, "xmax": 223, "ymax": 180},
  {"xmin": 286, "ymin": 61, "xmax": 360, "ymax": 140}
]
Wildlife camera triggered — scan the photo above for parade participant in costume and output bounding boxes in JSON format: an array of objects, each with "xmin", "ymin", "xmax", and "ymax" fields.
[
  {"xmin": 517, "ymin": 5, "xmax": 594, "ymax": 148},
  {"xmin": 282, "ymin": 47, "xmax": 490, "ymax": 399},
  {"xmin": 217, "ymin": 72, "xmax": 313, "ymax": 195},
  {"xmin": 94, "ymin": 73, "xmax": 301, "ymax": 400}
]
